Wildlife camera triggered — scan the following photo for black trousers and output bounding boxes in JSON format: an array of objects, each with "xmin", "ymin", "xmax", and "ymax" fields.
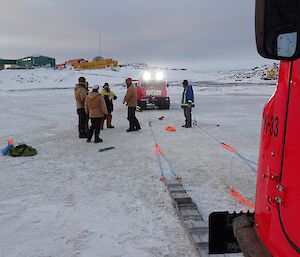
[
  {"xmin": 88, "ymin": 118, "xmax": 103, "ymax": 140},
  {"xmin": 77, "ymin": 108, "xmax": 88, "ymax": 135},
  {"xmin": 183, "ymin": 106, "xmax": 192, "ymax": 127},
  {"xmin": 127, "ymin": 107, "xmax": 141, "ymax": 129}
]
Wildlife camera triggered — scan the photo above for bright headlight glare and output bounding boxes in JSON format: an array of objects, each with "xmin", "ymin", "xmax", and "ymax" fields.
[
  {"xmin": 155, "ymin": 72, "xmax": 164, "ymax": 80},
  {"xmin": 143, "ymin": 72, "xmax": 151, "ymax": 81}
]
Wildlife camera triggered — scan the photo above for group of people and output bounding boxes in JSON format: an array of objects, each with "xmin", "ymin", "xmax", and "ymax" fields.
[
  {"xmin": 74, "ymin": 76, "xmax": 194, "ymax": 143},
  {"xmin": 74, "ymin": 76, "xmax": 141, "ymax": 143}
]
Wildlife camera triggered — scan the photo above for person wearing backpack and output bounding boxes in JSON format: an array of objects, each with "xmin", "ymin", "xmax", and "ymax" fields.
[
  {"xmin": 74, "ymin": 77, "xmax": 89, "ymax": 138},
  {"xmin": 85, "ymin": 85, "xmax": 108, "ymax": 143}
]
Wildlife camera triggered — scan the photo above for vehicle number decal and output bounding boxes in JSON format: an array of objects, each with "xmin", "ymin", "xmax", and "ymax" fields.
[{"xmin": 263, "ymin": 115, "xmax": 279, "ymax": 137}]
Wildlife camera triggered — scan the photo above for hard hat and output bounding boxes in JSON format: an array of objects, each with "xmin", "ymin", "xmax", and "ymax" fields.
[
  {"xmin": 125, "ymin": 77, "xmax": 132, "ymax": 84},
  {"xmin": 92, "ymin": 85, "xmax": 99, "ymax": 90}
]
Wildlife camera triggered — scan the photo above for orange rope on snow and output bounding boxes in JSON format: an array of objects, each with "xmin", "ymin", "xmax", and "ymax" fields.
[
  {"xmin": 154, "ymin": 144, "xmax": 164, "ymax": 156},
  {"xmin": 193, "ymin": 120, "xmax": 257, "ymax": 172},
  {"xmin": 224, "ymin": 182, "xmax": 255, "ymax": 209},
  {"xmin": 149, "ymin": 121, "xmax": 181, "ymax": 180},
  {"xmin": 220, "ymin": 142, "xmax": 237, "ymax": 153},
  {"xmin": 154, "ymin": 143, "xmax": 181, "ymax": 180}
]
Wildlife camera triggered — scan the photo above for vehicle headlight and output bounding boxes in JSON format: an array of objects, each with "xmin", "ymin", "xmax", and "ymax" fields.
[
  {"xmin": 143, "ymin": 72, "xmax": 151, "ymax": 81},
  {"xmin": 155, "ymin": 72, "xmax": 164, "ymax": 80}
]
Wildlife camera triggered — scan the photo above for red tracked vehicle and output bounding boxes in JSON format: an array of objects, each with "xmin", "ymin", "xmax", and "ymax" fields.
[
  {"xmin": 136, "ymin": 71, "xmax": 170, "ymax": 110},
  {"xmin": 209, "ymin": 1, "xmax": 300, "ymax": 257}
]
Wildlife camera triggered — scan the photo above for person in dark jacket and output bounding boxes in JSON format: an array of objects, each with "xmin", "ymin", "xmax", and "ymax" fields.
[
  {"xmin": 123, "ymin": 77, "xmax": 141, "ymax": 132},
  {"xmin": 74, "ymin": 76, "xmax": 89, "ymax": 138},
  {"xmin": 181, "ymin": 79, "xmax": 194, "ymax": 128},
  {"xmin": 100, "ymin": 83, "xmax": 117, "ymax": 129}
]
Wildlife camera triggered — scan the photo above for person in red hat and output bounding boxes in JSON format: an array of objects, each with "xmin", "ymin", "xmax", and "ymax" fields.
[{"xmin": 123, "ymin": 78, "xmax": 141, "ymax": 132}]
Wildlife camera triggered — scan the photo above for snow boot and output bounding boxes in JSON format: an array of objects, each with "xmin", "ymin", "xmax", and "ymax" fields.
[
  {"xmin": 107, "ymin": 113, "xmax": 113, "ymax": 128},
  {"xmin": 94, "ymin": 138, "xmax": 103, "ymax": 143}
]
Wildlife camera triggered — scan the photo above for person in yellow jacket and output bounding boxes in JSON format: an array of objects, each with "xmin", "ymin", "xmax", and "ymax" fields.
[
  {"xmin": 123, "ymin": 77, "xmax": 141, "ymax": 132},
  {"xmin": 74, "ymin": 77, "xmax": 89, "ymax": 138},
  {"xmin": 100, "ymin": 83, "xmax": 117, "ymax": 129},
  {"xmin": 85, "ymin": 85, "xmax": 108, "ymax": 143}
]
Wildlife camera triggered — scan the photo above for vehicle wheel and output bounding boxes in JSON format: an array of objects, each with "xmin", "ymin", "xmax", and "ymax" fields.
[
  {"xmin": 165, "ymin": 100, "xmax": 170, "ymax": 109},
  {"xmin": 161, "ymin": 100, "xmax": 170, "ymax": 109},
  {"xmin": 138, "ymin": 101, "xmax": 147, "ymax": 110},
  {"xmin": 157, "ymin": 102, "xmax": 163, "ymax": 110}
]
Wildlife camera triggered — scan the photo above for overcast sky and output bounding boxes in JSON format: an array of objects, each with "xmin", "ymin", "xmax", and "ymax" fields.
[{"xmin": 0, "ymin": 0, "xmax": 274, "ymax": 71}]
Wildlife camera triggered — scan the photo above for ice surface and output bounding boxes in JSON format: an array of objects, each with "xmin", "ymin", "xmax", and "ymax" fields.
[{"xmin": 0, "ymin": 66, "xmax": 276, "ymax": 257}]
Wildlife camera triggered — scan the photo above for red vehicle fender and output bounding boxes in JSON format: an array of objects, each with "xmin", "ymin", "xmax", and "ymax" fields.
[{"xmin": 255, "ymin": 60, "xmax": 300, "ymax": 257}]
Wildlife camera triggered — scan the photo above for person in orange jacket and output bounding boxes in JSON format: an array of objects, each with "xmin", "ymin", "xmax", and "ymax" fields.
[
  {"xmin": 123, "ymin": 78, "xmax": 141, "ymax": 132},
  {"xmin": 74, "ymin": 77, "xmax": 89, "ymax": 138},
  {"xmin": 85, "ymin": 85, "xmax": 108, "ymax": 143}
]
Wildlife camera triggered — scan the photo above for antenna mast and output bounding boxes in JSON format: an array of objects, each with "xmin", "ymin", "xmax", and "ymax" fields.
[{"xmin": 99, "ymin": 32, "xmax": 102, "ymax": 57}]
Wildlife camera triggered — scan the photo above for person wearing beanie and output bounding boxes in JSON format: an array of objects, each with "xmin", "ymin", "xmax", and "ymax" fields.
[
  {"xmin": 181, "ymin": 79, "xmax": 194, "ymax": 128},
  {"xmin": 100, "ymin": 83, "xmax": 117, "ymax": 129},
  {"xmin": 123, "ymin": 77, "xmax": 141, "ymax": 132},
  {"xmin": 74, "ymin": 76, "xmax": 89, "ymax": 138},
  {"xmin": 85, "ymin": 85, "xmax": 108, "ymax": 143}
]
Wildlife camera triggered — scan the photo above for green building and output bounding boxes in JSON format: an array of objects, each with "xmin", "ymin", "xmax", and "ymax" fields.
[
  {"xmin": 0, "ymin": 59, "xmax": 17, "ymax": 69},
  {"xmin": 17, "ymin": 55, "xmax": 56, "ymax": 68}
]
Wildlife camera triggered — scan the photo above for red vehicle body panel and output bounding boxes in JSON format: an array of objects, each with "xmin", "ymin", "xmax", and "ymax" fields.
[
  {"xmin": 136, "ymin": 80, "xmax": 168, "ymax": 101},
  {"xmin": 255, "ymin": 60, "xmax": 300, "ymax": 257}
]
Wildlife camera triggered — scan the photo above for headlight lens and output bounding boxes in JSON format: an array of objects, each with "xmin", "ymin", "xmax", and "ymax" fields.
[{"xmin": 143, "ymin": 72, "xmax": 151, "ymax": 81}]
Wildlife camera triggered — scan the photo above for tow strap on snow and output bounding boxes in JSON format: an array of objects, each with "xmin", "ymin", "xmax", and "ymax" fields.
[
  {"xmin": 193, "ymin": 120, "xmax": 257, "ymax": 173},
  {"xmin": 220, "ymin": 142, "xmax": 257, "ymax": 173},
  {"xmin": 154, "ymin": 144, "xmax": 181, "ymax": 181},
  {"xmin": 223, "ymin": 180, "xmax": 255, "ymax": 209},
  {"xmin": 148, "ymin": 121, "xmax": 181, "ymax": 180}
]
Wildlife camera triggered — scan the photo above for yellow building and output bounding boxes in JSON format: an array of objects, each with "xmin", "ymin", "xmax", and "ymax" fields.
[{"xmin": 72, "ymin": 58, "xmax": 118, "ymax": 70}]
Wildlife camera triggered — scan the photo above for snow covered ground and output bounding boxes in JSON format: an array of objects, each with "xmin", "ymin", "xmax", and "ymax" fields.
[{"xmin": 0, "ymin": 66, "xmax": 276, "ymax": 257}]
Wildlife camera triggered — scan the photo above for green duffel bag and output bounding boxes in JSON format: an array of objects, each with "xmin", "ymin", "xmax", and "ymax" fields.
[{"xmin": 9, "ymin": 144, "xmax": 37, "ymax": 157}]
